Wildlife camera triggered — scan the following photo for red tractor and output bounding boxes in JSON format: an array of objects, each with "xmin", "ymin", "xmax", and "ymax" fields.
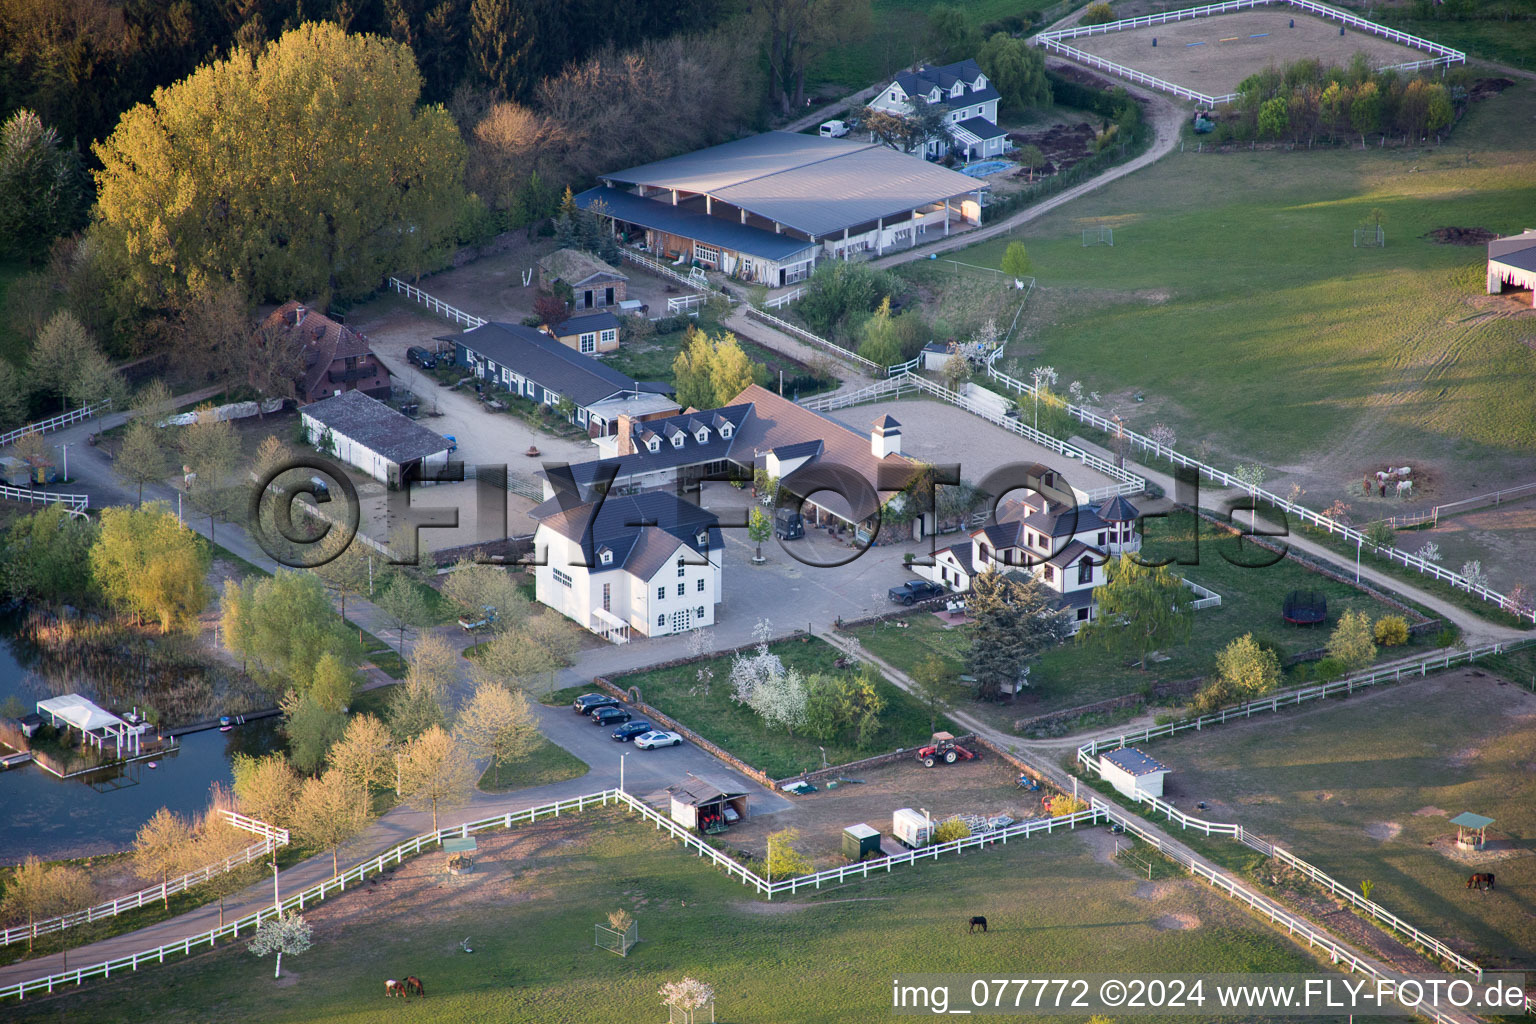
[{"xmin": 916, "ymin": 731, "xmax": 978, "ymax": 768}]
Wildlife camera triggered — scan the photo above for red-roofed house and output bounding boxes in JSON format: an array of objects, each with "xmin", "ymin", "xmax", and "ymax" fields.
[{"xmin": 258, "ymin": 301, "xmax": 392, "ymax": 405}]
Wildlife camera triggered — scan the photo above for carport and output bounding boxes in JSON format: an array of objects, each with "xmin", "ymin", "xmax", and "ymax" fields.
[{"xmin": 668, "ymin": 774, "xmax": 749, "ymax": 834}]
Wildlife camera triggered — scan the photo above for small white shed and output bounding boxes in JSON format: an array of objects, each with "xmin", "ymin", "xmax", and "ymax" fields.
[{"xmin": 1100, "ymin": 747, "xmax": 1169, "ymax": 800}]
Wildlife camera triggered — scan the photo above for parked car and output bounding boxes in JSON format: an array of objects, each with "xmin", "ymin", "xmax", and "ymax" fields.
[
  {"xmin": 407, "ymin": 346, "xmax": 437, "ymax": 369},
  {"xmin": 888, "ymin": 580, "xmax": 946, "ymax": 605},
  {"xmin": 774, "ymin": 508, "xmax": 804, "ymax": 540},
  {"xmin": 443, "ymin": 434, "xmax": 457, "ymax": 454},
  {"xmin": 591, "ymin": 706, "xmax": 631, "ymax": 727},
  {"xmin": 573, "ymin": 693, "xmax": 621, "ymax": 715},
  {"xmin": 819, "ymin": 119, "xmax": 849, "ymax": 138},
  {"xmin": 633, "ymin": 730, "xmax": 684, "ymax": 750},
  {"xmin": 611, "ymin": 721, "xmax": 653, "ymax": 742}
]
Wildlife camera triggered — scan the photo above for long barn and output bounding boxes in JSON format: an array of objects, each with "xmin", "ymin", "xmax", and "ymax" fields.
[{"xmin": 576, "ymin": 132, "xmax": 989, "ymax": 287}]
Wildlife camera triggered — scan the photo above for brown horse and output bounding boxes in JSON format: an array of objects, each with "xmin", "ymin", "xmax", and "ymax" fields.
[
  {"xmin": 404, "ymin": 977, "xmax": 426, "ymax": 997},
  {"xmin": 385, "ymin": 979, "xmax": 406, "ymax": 999},
  {"xmin": 968, "ymin": 916, "xmax": 988, "ymax": 933},
  {"xmin": 1467, "ymin": 873, "xmax": 1496, "ymax": 891}
]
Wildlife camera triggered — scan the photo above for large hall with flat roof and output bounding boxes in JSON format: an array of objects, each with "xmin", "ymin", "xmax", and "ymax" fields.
[{"xmin": 576, "ymin": 131, "xmax": 989, "ymax": 287}]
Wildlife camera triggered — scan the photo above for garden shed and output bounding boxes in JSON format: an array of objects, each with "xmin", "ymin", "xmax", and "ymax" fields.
[
  {"xmin": 1100, "ymin": 747, "xmax": 1169, "ymax": 800},
  {"xmin": 667, "ymin": 774, "xmax": 748, "ymax": 833}
]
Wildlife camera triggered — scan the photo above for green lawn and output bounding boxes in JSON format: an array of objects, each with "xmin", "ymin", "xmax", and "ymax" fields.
[
  {"xmin": 1122, "ymin": 671, "xmax": 1536, "ymax": 969},
  {"xmin": 609, "ymin": 636, "xmax": 958, "ymax": 778},
  {"xmin": 0, "ymin": 260, "xmax": 31, "ymax": 367},
  {"xmin": 1340, "ymin": 4, "xmax": 1536, "ymax": 71},
  {"xmin": 476, "ymin": 735, "xmax": 590, "ymax": 792},
  {"xmin": 957, "ymin": 79, "xmax": 1536, "ymax": 486},
  {"xmin": 600, "ymin": 312, "xmax": 835, "ymax": 399},
  {"xmin": 0, "ymin": 809, "xmax": 1332, "ymax": 1024},
  {"xmin": 540, "ymin": 683, "xmax": 597, "ymax": 707}
]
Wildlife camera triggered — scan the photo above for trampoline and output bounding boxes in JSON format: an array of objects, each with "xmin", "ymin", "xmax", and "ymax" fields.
[{"xmin": 1282, "ymin": 590, "xmax": 1328, "ymax": 626}]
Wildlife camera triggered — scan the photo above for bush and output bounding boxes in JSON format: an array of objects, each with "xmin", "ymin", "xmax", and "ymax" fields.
[
  {"xmin": 1081, "ymin": 2, "xmax": 1116, "ymax": 25},
  {"xmin": 931, "ymin": 819, "xmax": 971, "ymax": 845},
  {"xmin": 1313, "ymin": 656, "xmax": 1345, "ymax": 683},
  {"xmin": 1050, "ymin": 795, "xmax": 1088, "ymax": 817},
  {"xmin": 1434, "ymin": 627, "xmax": 1459, "ymax": 648},
  {"xmin": 1373, "ymin": 615, "xmax": 1410, "ymax": 647}
]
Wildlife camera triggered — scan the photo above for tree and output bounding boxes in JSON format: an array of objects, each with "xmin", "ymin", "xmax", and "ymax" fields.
[
  {"xmin": 280, "ymin": 689, "xmax": 349, "ymax": 774},
  {"xmin": 1195, "ymin": 633, "xmax": 1282, "ymax": 712},
  {"xmin": 291, "ymin": 771, "xmax": 369, "ymax": 877},
  {"xmin": 0, "ymin": 110, "xmax": 86, "ymax": 262},
  {"xmin": 941, "ymin": 352, "xmax": 972, "ymax": 391},
  {"xmin": 0, "ymin": 362, "xmax": 28, "ymax": 429},
  {"xmin": 910, "ymin": 655, "xmax": 955, "ymax": 732},
  {"xmin": 1365, "ymin": 519, "xmax": 1396, "ymax": 551},
  {"xmin": 858, "ymin": 297, "xmax": 905, "ymax": 368},
  {"xmin": 0, "ymin": 505, "xmax": 97, "ymax": 605},
  {"xmin": 1326, "ymin": 608, "xmax": 1376, "ymax": 673},
  {"xmin": 327, "ymin": 714, "xmax": 395, "ymax": 815},
  {"xmin": 65, "ymin": 348, "xmax": 127, "ymax": 412},
  {"xmin": 671, "ymin": 327, "xmax": 762, "ymax": 410},
  {"xmin": 976, "ymin": 33, "xmax": 1050, "ymax": 113},
  {"xmin": 748, "ymin": 506, "xmax": 772, "ymax": 562},
  {"xmin": 966, "ymin": 569, "xmax": 1071, "ymax": 700},
  {"xmin": 311, "ymin": 540, "xmax": 374, "ymax": 639},
  {"xmin": 1460, "ymin": 560, "xmax": 1491, "ymax": 590},
  {"xmin": 441, "ymin": 560, "xmax": 530, "ymax": 633},
  {"xmin": 248, "ymin": 912, "xmax": 313, "ymax": 979},
  {"xmin": 928, "ymin": 5, "xmax": 980, "ymax": 63},
  {"xmin": 90, "ymin": 502, "xmax": 211, "ymax": 631},
  {"xmin": 178, "ymin": 405, "xmax": 243, "ymax": 544},
  {"xmin": 1258, "ymin": 96, "xmax": 1290, "ymax": 140},
  {"xmin": 747, "ymin": 667, "xmax": 809, "ymax": 736},
  {"xmin": 134, "ymin": 808, "xmax": 195, "ymax": 909},
  {"xmin": 1076, "ymin": 555, "xmax": 1193, "ymax": 670},
  {"xmin": 1081, "ymin": 2, "xmax": 1116, "ymax": 24},
  {"xmin": 226, "ymin": 571, "xmax": 355, "ymax": 692},
  {"xmin": 0, "ymin": 855, "xmax": 93, "ymax": 950},
  {"xmin": 115, "ymin": 419, "xmax": 171, "ymax": 506},
  {"xmin": 29, "ymin": 310, "xmax": 97, "ymax": 410},
  {"xmin": 377, "ymin": 578, "xmax": 433, "ymax": 655},
  {"xmin": 231, "ymin": 753, "xmax": 302, "ymax": 830},
  {"xmin": 833, "ymin": 667, "xmax": 886, "ymax": 746},
  {"xmin": 93, "ymin": 23, "xmax": 469, "ymax": 306},
  {"xmin": 1373, "ymin": 615, "xmax": 1409, "ymax": 646},
  {"xmin": 758, "ymin": 0, "xmax": 872, "ymax": 115},
  {"xmin": 659, "ymin": 978, "xmax": 716, "ymax": 1024},
  {"xmin": 1000, "ymin": 241, "xmax": 1032, "ymax": 281},
  {"xmin": 470, "ymin": 0, "xmax": 540, "ymax": 99},
  {"xmin": 765, "ymin": 827, "xmax": 813, "ymax": 879},
  {"xmin": 309, "ymin": 652, "xmax": 360, "ymax": 713},
  {"xmin": 456, "ymin": 680, "xmax": 541, "ymax": 786},
  {"xmin": 931, "ymin": 818, "xmax": 970, "ymax": 844},
  {"xmin": 1350, "ymin": 81, "xmax": 1381, "ymax": 143},
  {"xmin": 398, "ymin": 725, "xmax": 476, "ymax": 833},
  {"xmin": 1013, "ymin": 145, "xmax": 1045, "ymax": 183}
]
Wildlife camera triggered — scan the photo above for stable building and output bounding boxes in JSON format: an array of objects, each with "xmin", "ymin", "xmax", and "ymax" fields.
[
  {"xmin": 546, "ymin": 311, "xmax": 621, "ymax": 355},
  {"xmin": 538, "ymin": 249, "xmax": 628, "ymax": 309},
  {"xmin": 300, "ymin": 389, "xmax": 453, "ymax": 487},
  {"xmin": 576, "ymin": 132, "xmax": 988, "ymax": 284},
  {"xmin": 1487, "ymin": 229, "xmax": 1536, "ymax": 306},
  {"xmin": 256, "ymin": 301, "xmax": 392, "ymax": 405}
]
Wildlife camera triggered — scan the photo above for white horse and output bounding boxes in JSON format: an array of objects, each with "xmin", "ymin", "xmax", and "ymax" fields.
[{"xmin": 1396, "ymin": 479, "xmax": 1414, "ymax": 499}]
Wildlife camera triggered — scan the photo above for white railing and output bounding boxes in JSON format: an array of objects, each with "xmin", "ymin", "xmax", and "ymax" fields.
[
  {"xmin": 0, "ymin": 485, "xmax": 89, "ymax": 517},
  {"xmin": 745, "ymin": 308, "xmax": 884, "ymax": 373},
  {"xmin": 0, "ymin": 811, "xmax": 289, "ymax": 949},
  {"xmin": 1182, "ymin": 578, "xmax": 1222, "ymax": 610},
  {"xmin": 387, "ymin": 278, "xmax": 486, "ymax": 329},
  {"xmin": 1379, "ymin": 479, "xmax": 1536, "ymax": 530},
  {"xmin": 1081, "ymin": 757, "xmax": 1482, "ymax": 978},
  {"xmin": 621, "ymin": 249, "xmax": 705, "ymax": 290},
  {"xmin": 1036, "ymin": 0, "xmax": 1464, "ymax": 107},
  {"xmin": 886, "ymin": 355, "xmax": 922, "ymax": 377},
  {"xmin": 0, "ymin": 400, "xmax": 114, "ymax": 449},
  {"xmin": 763, "ymin": 287, "xmax": 807, "ymax": 310},
  {"xmin": 982, "ymin": 369, "xmax": 1536, "ymax": 625},
  {"xmin": 1086, "ymin": 798, "xmax": 1470, "ymax": 1024},
  {"xmin": 667, "ymin": 293, "xmax": 704, "ymax": 315}
]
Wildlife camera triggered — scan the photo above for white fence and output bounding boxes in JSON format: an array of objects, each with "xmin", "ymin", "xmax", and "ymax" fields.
[
  {"xmin": 0, "ymin": 399, "xmax": 114, "ymax": 449},
  {"xmin": 982, "ymin": 369, "xmax": 1536, "ymax": 625},
  {"xmin": 746, "ymin": 307, "xmax": 884, "ymax": 373},
  {"xmin": 621, "ymin": 249, "xmax": 706, "ymax": 290},
  {"xmin": 763, "ymin": 287, "xmax": 806, "ymax": 310},
  {"xmin": 1182, "ymin": 578, "xmax": 1222, "ymax": 610},
  {"xmin": 0, "ymin": 811, "xmax": 289, "ymax": 949},
  {"xmin": 1036, "ymin": 0, "xmax": 1465, "ymax": 107},
  {"xmin": 387, "ymin": 278, "xmax": 486, "ymax": 329},
  {"xmin": 0, "ymin": 485, "xmax": 89, "ymax": 517},
  {"xmin": 1380, "ymin": 479, "xmax": 1536, "ymax": 530},
  {"xmin": 667, "ymin": 293, "xmax": 705, "ymax": 315}
]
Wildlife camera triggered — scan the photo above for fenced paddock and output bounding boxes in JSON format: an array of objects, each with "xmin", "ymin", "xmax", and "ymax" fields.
[{"xmin": 1038, "ymin": 0, "xmax": 1463, "ymax": 107}]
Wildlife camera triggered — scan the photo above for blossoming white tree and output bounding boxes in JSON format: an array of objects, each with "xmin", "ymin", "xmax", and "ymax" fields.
[
  {"xmin": 660, "ymin": 977, "xmax": 715, "ymax": 1024},
  {"xmin": 248, "ymin": 912, "xmax": 313, "ymax": 979},
  {"xmin": 748, "ymin": 667, "xmax": 809, "ymax": 736}
]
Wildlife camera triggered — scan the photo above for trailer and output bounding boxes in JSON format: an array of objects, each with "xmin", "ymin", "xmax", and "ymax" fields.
[{"xmin": 892, "ymin": 808, "xmax": 933, "ymax": 849}]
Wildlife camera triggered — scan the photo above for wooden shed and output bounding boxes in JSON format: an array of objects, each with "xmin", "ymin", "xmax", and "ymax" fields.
[
  {"xmin": 667, "ymin": 774, "xmax": 748, "ymax": 834},
  {"xmin": 1100, "ymin": 747, "xmax": 1169, "ymax": 800}
]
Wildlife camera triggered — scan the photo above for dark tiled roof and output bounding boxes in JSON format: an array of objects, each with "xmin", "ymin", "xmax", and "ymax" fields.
[
  {"xmin": 1045, "ymin": 538, "xmax": 1101, "ymax": 569},
  {"xmin": 449, "ymin": 322, "xmax": 644, "ymax": 407},
  {"xmin": 532, "ymin": 490, "xmax": 720, "ymax": 576},
  {"xmin": 1051, "ymin": 588, "xmax": 1097, "ymax": 612},
  {"xmin": 772, "ymin": 439, "xmax": 823, "ymax": 460},
  {"xmin": 560, "ymin": 404, "xmax": 754, "ymax": 488},
  {"xmin": 301, "ymin": 390, "xmax": 451, "ymax": 464},
  {"xmin": 873, "ymin": 414, "xmax": 901, "ymax": 429},
  {"xmin": 894, "ymin": 59, "xmax": 988, "ymax": 101},
  {"xmin": 259, "ymin": 300, "xmax": 390, "ymax": 402},
  {"xmin": 1096, "ymin": 495, "xmax": 1141, "ymax": 522},
  {"xmin": 955, "ymin": 116, "xmax": 1007, "ymax": 141},
  {"xmin": 576, "ymin": 187, "xmax": 820, "ymax": 263},
  {"xmin": 1491, "ymin": 243, "xmax": 1536, "ymax": 273},
  {"xmin": 553, "ymin": 311, "xmax": 621, "ymax": 337},
  {"xmin": 943, "ymin": 542, "xmax": 974, "ymax": 576},
  {"xmin": 668, "ymin": 774, "xmax": 747, "ymax": 804},
  {"xmin": 1102, "ymin": 747, "xmax": 1168, "ymax": 777}
]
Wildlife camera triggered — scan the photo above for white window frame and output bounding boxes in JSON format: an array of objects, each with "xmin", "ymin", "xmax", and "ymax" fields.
[
  {"xmin": 647, "ymin": 438, "xmax": 660, "ymax": 452},
  {"xmin": 579, "ymin": 333, "xmax": 596, "ymax": 354},
  {"xmin": 600, "ymin": 550, "xmax": 613, "ymax": 565},
  {"xmin": 693, "ymin": 242, "xmax": 720, "ymax": 265},
  {"xmin": 600, "ymin": 329, "xmax": 616, "ymax": 344}
]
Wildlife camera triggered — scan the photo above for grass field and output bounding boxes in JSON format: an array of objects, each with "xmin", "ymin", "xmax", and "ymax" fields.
[
  {"xmin": 1128, "ymin": 669, "xmax": 1536, "ymax": 968},
  {"xmin": 609, "ymin": 636, "xmax": 959, "ymax": 778},
  {"xmin": 0, "ymin": 260, "xmax": 30, "ymax": 368},
  {"xmin": 0, "ymin": 809, "xmax": 1338, "ymax": 1024},
  {"xmin": 1344, "ymin": 4, "xmax": 1536, "ymax": 71},
  {"xmin": 960, "ymin": 78, "xmax": 1536, "ymax": 503},
  {"xmin": 476, "ymin": 735, "xmax": 590, "ymax": 792}
]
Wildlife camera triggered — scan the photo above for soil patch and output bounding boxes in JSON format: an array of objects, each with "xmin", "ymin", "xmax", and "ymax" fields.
[
  {"xmin": 1424, "ymin": 226, "xmax": 1498, "ymax": 246},
  {"xmin": 1414, "ymin": 805, "xmax": 1448, "ymax": 817},
  {"xmin": 1134, "ymin": 880, "xmax": 1180, "ymax": 901},
  {"xmin": 1468, "ymin": 78, "xmax": 1515, "ymax": 102},
  {"xmin": 1151, "ymin": 912, "xmax": 1199, "ymax": 931},
  {"xmin": 733, "ymin": 897, "xmax": 894, "ymax": 915},
  {"xmin": 1365, "ymin": 821, "xmax": 1401, "ymax": 841},
  {"xmin": 1290, "ymin": 892, "xmax": 1442, "ymax": 973},
  {"xmin": 1006, "ymin": 122, "xmax": 1096, "ymax": 178},
  {"xmin": 1430, "ymin": 835, "xmax": 1531, "ymax": 867}
]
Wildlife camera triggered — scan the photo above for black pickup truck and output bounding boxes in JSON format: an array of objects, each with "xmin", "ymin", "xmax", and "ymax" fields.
[{"xmin": 887, "ymin": 580, "xmax": 946, "ymax": 605}]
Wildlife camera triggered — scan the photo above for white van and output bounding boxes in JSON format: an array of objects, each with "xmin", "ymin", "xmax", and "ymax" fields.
[{"xmin": 819, "ymin": 120, "xmax": 849, "ymax": 138}]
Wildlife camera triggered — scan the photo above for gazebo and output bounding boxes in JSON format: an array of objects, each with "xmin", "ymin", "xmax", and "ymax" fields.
[
  {"xmin": 35, "ymin": 695, "xmax": 147, "ymax": 757},
  {"xmin": 1450, "ymin": 811, "xmax": 1494, "ymax": 851}
]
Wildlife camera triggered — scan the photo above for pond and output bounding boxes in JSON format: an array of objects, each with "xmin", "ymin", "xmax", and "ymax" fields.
[
  {"xmin": 0, "ymin": 615, "xmax": 282, "ymax": 864},
  {"xmin": 960, "ymin": 160, "xmax": 1013, "ymax": 178}
]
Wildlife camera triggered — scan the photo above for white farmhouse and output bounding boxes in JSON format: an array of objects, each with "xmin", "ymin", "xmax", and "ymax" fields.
[
  {"xmin": 868, "ymin": 59, "xmax": 1011, "ymax": 161},
  {"xmin": 532, "ymin": 491, "xmax": 722, "ymax": 643}
]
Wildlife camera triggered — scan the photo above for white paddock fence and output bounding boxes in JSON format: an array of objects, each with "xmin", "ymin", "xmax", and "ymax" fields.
[
  {"xmin": 763, "ymin": 286, "xmax": 807, "ymax": 310},
  {"xmin": 1086, "ymin": 797, "xmax": 1475, "ymax": 1024},
  {"xmin": 1380, "ymin": 479, "xmax": 1536, "ymax": 529},
  {"xmin": 621, "ymin": 249, "xmax": 707, "ymax": 291},
  {"xmin": 1036, "ymin": 0, "xmax": 1465, "ymax": 107},
  {"xmin": 0, "ymin": 399, "xmax": 115, "ymax": 449},
  {"xmin": 983, "ymin": 369, "xmax": 1536, "ymax": 625},
  {"xmin": 746, "ymin": 307, "xmax": 883, "ymax": 373},
  {"xmin": 387, "ymin": 278, "xmax": 486, "ymax": 329},
  {"xmin": 0, "ymin": 485, "xmax": 88, "ymax": 517},
  {"xmin": 800, "ymin": 371, "xmax": 1144, "ymax": 502},
  {"xmin": 1080, "ymin": 755, "xmax": 1483, "ymax": 978},
  {"xmin": 0, "ymin": 811, "xmax": 289, "ymax": 949},
  {"xmin": 1182, "ymin": 577, "xmax": 1222, "ymax": 610}
]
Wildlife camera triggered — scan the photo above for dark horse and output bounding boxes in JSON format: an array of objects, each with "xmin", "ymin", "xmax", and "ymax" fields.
[
  {"xmin": 1467, "ymin": 873, "xmax": 1496, "ymax": 891},
  {"xmin": 968, "ymin": 916, "xmax": 988, "ymax": 933},
  {"xmin": 404, "ymin": 977, "xmax": 426, "ymax": 997}
]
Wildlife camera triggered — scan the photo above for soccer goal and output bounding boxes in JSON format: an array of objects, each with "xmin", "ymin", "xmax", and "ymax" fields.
[
  {"xmin": 1082, "ymin": 226, "xmax": 1114, "ymax": 247},
  {"xmin": 594, "ymin": 919, "xmax": 639, "ymax": 957},
  {"xmin": 1353, "ymin": 225, "xmax": 1385, "ymax": 248}
]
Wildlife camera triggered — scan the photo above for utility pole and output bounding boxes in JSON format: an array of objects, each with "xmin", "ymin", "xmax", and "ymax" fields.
[
  {"xmin": 59, "ymin": 442, "xmax": 71, "ymax": 482},
  {"xmin": 271, "ymin": 859, "xmax": 281, "ymax": 913}
]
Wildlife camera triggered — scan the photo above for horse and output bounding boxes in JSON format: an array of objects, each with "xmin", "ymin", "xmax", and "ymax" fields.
[
  {"xmin": 1467, "ymin": 873, "xmax": 1495, "ymax": 891},
  {"xmin": 385, "ymin": 979, "xmax": 407, "ymax": 999},
  {"xmin": 404, "ymin": 977, "xmax": 426, "ymax": 997},
  {"xmin": 968, "ymin": 916, "xmax": 988, "ymax": 933}
]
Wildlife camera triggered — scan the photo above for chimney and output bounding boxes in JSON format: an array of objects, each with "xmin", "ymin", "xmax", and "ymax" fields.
[
  {"xmin": 871, "ymin": 414, "xmax": 902, "ymax": 459},
  {"xmin": 293, "ymin": 305, "xmax": 307, "ymax": 328},
  {"xmin": 615, "ymin": 414, "xmax": 635, "ymax": 456}
]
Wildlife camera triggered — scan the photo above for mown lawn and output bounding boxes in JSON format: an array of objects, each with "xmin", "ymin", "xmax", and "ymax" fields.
[
  {"xmin": 609, "ymin": 636, "xmax": 958, "ymax": 778},
  {"xmin": 476, "ymin": 735, "xmax": 589, "ymax": 792},
  {"xmin": 959, "ymin": 78, "xmax": 1536, "ymax": 484},
  {"xmin": 1130, "ymin": 670, "xmax": 1536, "ymax": 969},
  {"xmin": 0, "ymin": 809, "xmax": 1332, "ymax": 1024}
]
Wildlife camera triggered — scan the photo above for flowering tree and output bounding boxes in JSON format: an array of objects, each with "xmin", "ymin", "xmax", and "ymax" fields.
[
  {"xmin": 660, "ymin": 977, "xmax": 715, "ymax": 1024},
  {"xmin": 686, "ymin": 628, "xmax": 715, "ymax": 696},
  {"xmin": 248, "ymin": 912, "xmax": 313, "ymax": 979},
  {"xmin": 1504, "ymin": 583, "xmax": 1532, "ymax": 617},
  {"xmin": 748, "ymin": 667, "xmax": 809, "ymax": 735},
  {"xmin": 1231, "ymin": 464, "xmax": 1267, "ymax": 529},
  {"xmin": 1460, "ymin": 560, "xmax": 1491, "ymax": 590},
  {"xmin": 1148, "ymin": 423, "xmax": 1177, "ymax": 450},
  {"xmin": 1418, "ymin": 541, "xmax": 1441, "ymax": 564},
  {"xmin": 728, "ymin": 620, "xmax": 781, "ymax": 705}
]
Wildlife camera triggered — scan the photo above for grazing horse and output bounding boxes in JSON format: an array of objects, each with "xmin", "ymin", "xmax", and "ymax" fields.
[
  {"xmin": 385, "ymin": 979, "xmax": 406, "ymax": 999},
  {"xmin": 1467, "ymin": 873, "xmax": 1496, "ymax": 891},
  {"xmin": 968, "ymin": 916, "xmax": 988, "ymax": 933},
  {"xmin": 404, "ymin": 977, "xmax": 426, "ymax": 997}
]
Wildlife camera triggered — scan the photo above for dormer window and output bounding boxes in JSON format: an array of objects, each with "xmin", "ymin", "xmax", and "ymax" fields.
[
  {"xmin": 647, "ymin": 438, "xmax": 660, "ymax": 453},
  {"xmin": 951, "ymin": 84, "xmax": 962, "ymax": 97},
  {"xmin": 719, "ymin": 424, "xmax": 732, "ymax": 438},
  {"xmin": 975, "ymin": 75, "xmax": 986, "ymax": 89},
  {"xmin": 696, "ymin": 530, "xmax": 709, "ymax": 547},
  {"xmin": 671, "ymin": 433, "xmax": 684, "ymax": 448},
  {"xmin": 696, "ymin": 428, "xmax": 709, "ymax": 443},
  {"xmin": 929, "ymin": 89, "xmax": 940, "ymax": 101},
  {"xmin": 600, "ymin": 550, "xmax": 613, "ymax": 565}
]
